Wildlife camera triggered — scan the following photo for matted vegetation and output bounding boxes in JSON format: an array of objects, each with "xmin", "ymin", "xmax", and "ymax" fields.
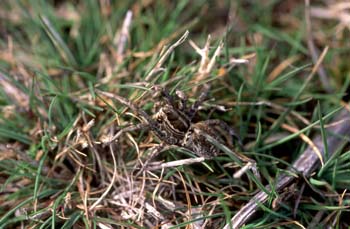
[{"xmin": 0, "ymin": 1, "xmax": 349, "ymax": 228}]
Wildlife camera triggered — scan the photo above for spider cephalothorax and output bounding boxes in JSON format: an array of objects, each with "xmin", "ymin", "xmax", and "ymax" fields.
[{"xmin": 153, "ymin": 103, "xmax": 189, "ymax": 145}]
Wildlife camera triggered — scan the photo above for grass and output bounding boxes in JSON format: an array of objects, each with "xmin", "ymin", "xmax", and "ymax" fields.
[{"xmin": 0, "ymin": 1, "xmax": 350, "ymax": 228}]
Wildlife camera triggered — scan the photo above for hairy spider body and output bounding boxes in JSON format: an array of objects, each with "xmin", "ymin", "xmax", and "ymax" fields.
[
  {"xmin": 183, "ymin": 121, "xmax": 221, "ymax": 158},
  {"xmin": 98, "ymin": 87, "xmax": 260, "ymax": 179},
  {"xmin": 98, "ymin": 87, "xmax": 241, "ymax": 159}
]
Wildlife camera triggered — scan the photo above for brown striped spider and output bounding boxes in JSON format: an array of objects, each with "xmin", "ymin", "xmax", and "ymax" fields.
[{"xmin": 98, "ymin": 85, "xmax": 259, "ymax": 178}]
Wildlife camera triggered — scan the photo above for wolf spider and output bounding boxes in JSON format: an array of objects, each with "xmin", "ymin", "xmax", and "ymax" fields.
[{"xmin": 98, "ymin": 85, "xmax": 259, "ymax": 178}]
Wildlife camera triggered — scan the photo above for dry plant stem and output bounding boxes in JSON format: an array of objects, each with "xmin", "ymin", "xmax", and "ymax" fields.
[
  {"xmin": 109, "ymin": 123, "xmax": 148, "ymax": 143},
  {"xmin": 189, "ymin": 36, "xmax": 224, "ymax": 84},
  {"xmin": 134, "ymin": 143, "xmax": 167, "ymax": 177},
  {"xmin": 0, "ymin": 72, "xmax": 29, "ymax": 108},
  {"xmin": 89, "ymin": 137, "xmax": 118, "ymax": 211},
  {"xmin": 115, "ymin": 10, "xmax": 132, "ymax": 63},
  {"xmin": 127, "ymin": 31, "xmax": 188, "ymax": 109},
  {"xmin": 147, "ymin": 157, "xmax": 206, "ymax": 171},
  {"xmin": 145, "ymin": 31, "xmax": 189, "ymax": 81},
  {"xmin": 224, "ymin": 108, "xmax": 350, "ymax": 229},
  {"xmin": 305, "ymin": 0, "xmax": 332, "ymax": 93}
]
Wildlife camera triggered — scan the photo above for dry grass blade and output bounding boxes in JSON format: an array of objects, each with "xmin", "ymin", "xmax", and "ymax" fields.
[
  {"xmin": 267, "ymin": 55, "xmax": 300, "ymax": 82},
  {"xmin": 311, "ymin": 2, "xmax": 350, "ymax": 37},
  {"xmin": 147, "ymin": 157, "xmax": 206, "ymax": 171},
  {"xmin": 0, "ymin": 72, "xmax": 29, "ymax": 108},
  {"xmin": 89, "ymin": 142, "xmax": 117, "ymax": 211},
  {"xmin": 114, "ymin": 10, "xmax": 133, "ymax": 63},
  {"xmin": 305, "ymin": 0, "xmax": 332, "ymax": 93},
  {"xmin": 190, "ymin": 35, "xmax": 224, "ymax": 83},
  {"xmin": 145, "ymin": 31, "xmax": 189, "ymax": 81}
]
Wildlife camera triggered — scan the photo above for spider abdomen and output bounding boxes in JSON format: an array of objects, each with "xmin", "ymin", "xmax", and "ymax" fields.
[{"xmin": 182, "ymin": 122, "xmax": 222, "ymax": 158}]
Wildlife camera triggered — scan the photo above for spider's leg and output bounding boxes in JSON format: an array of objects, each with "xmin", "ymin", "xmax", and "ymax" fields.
[
  {"xmin": 199, "ymin": 119, "xmax": 261, "ymax": 180},
  {"xmin": 152, "ymin": 85, "xmax": 176, "ymax": 108},
  {"xmin": 134, "ymin": 143, "xmax": 167, "ymax": 177},
  {"xmin": 188, "ymin": 84, "xmax": 210, "ymax": 120},
  {"xmin": 161, "ymin": 87, "xmax": 175, "ymax": 106},
  {"xmin": 97, "ymin": 90, "xmax": 168, "ymax": 141},
  {"xmin": 200, "ymin": 119, "xmax": 243, "ymax": 149},
  {"xmin": 108, "ymin": 122, "xmax": 149, "ymax": 143},
  {"xmin": 175, "ymin": 89, "xmax": 188, "ymax": 111}
]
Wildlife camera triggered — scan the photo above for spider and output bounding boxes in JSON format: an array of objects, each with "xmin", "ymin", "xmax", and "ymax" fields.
[{"xmin": 97, "ymin": 85, "xmax": 259, "ymax": 178}]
